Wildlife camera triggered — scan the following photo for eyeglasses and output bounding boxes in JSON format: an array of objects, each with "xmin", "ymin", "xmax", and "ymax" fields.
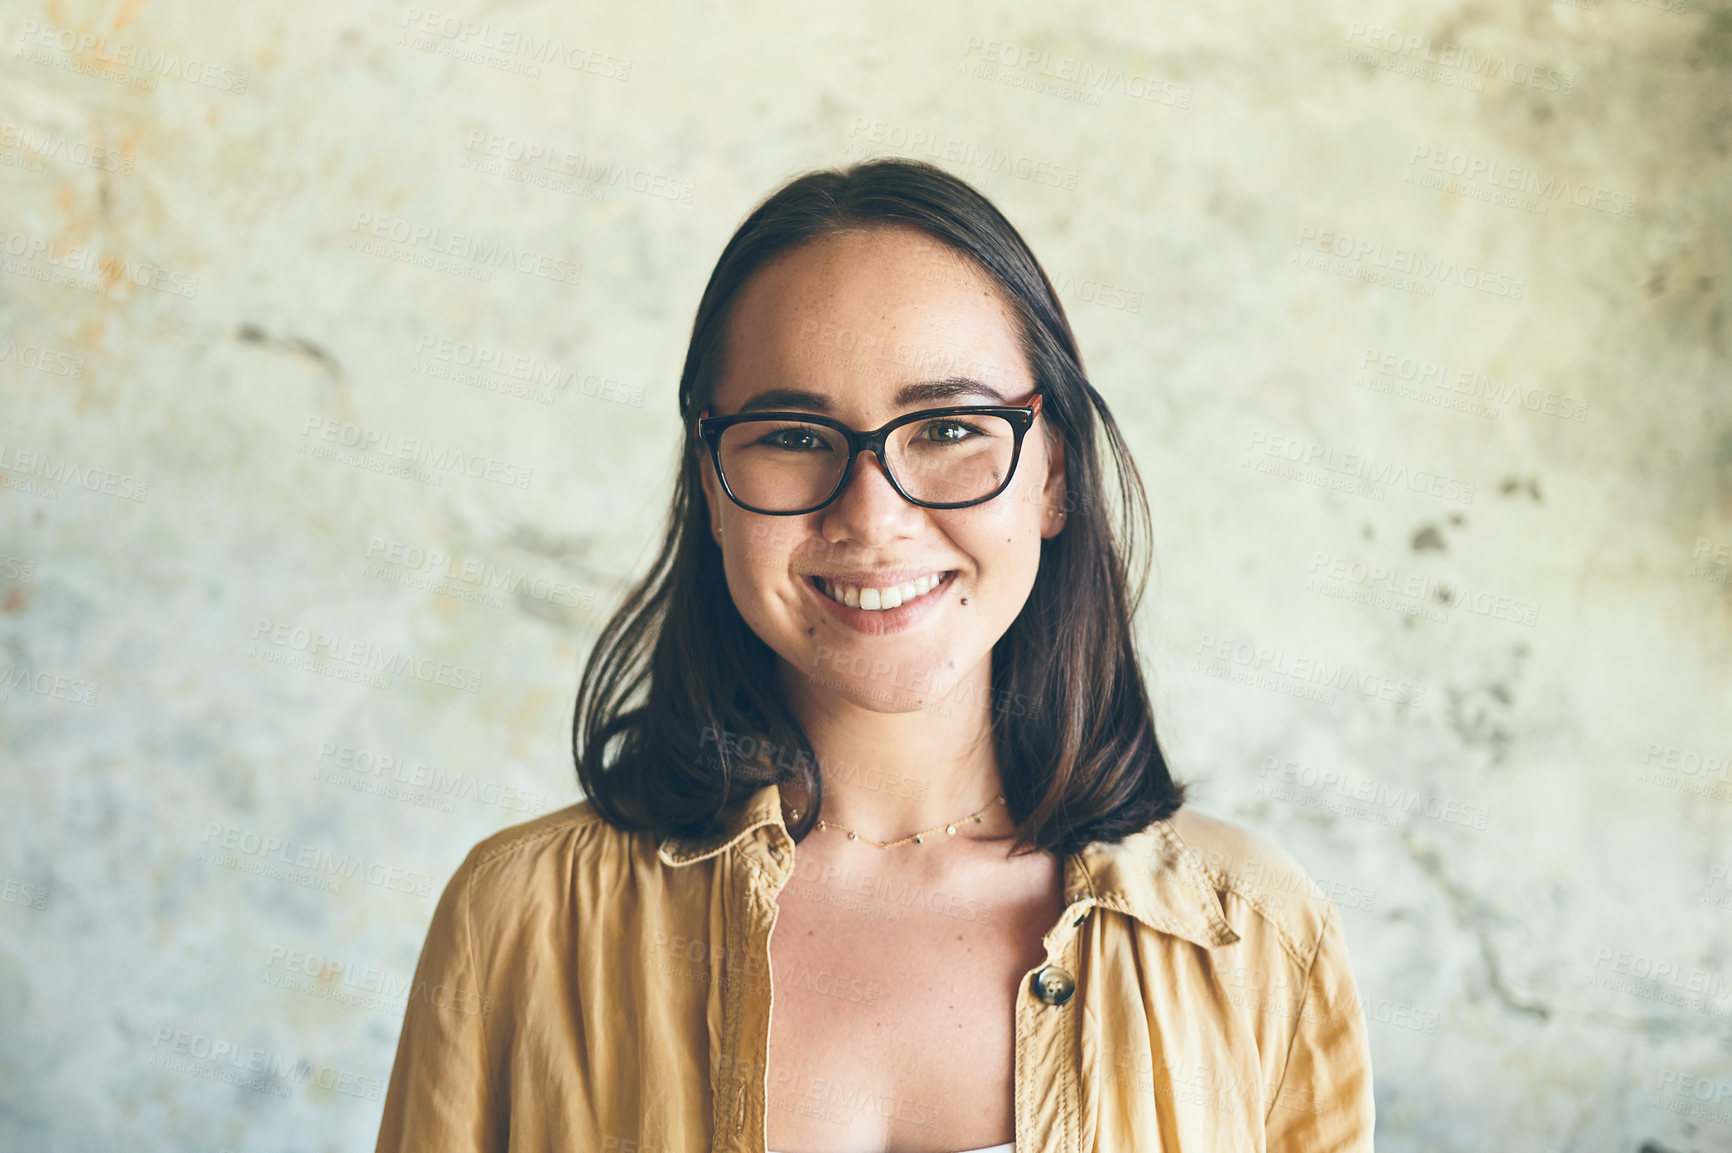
[{"xmin": 695, "ymin": 394, "xmax": 1042, "ymax": 516}]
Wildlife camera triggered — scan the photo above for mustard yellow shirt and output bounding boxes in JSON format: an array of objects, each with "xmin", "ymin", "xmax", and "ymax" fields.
[{"xmin": 375, "ymin": 781, "xmax": 1376, "ymax": 1151}]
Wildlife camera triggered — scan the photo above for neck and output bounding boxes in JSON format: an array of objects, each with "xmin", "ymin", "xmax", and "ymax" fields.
[{"xmin": 775, "ymin": 657, "xmax": 1011, "ymax": 845}]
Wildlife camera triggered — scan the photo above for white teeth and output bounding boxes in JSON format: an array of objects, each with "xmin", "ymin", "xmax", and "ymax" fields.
[{"xmin": 817, "ymin": 573, "xmax": 949, "ymax": 612}]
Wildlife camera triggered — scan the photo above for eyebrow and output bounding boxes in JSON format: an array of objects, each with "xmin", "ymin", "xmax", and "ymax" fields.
[{"xmin": 735, "ymin": 377, "xmax": 1010, "ymax": 414}]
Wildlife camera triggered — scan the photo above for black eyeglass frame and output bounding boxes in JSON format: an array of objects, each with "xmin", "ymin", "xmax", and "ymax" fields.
[{"xmin": 695, "ymin": 393, "xmax": 1044, "ymax": 516}]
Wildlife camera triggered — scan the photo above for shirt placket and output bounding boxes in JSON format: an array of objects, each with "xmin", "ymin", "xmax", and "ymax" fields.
[
  {"xmin": 716, "ymin": 831, "xmax": 790, "ymax": 1153},
  {"xmin": 1016, "ymin": 893, "xmax": 1096, "ymax": 1153}
]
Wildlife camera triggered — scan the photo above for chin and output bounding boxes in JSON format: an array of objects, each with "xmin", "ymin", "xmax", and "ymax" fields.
[{"xmin": 778, "ymin": 633, "xmax": 965, "ymax": 714}]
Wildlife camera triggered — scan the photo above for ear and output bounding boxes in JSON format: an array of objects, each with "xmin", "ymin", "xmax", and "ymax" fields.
[
  {"xmin": 1038, "ymin": 430, "xmax": 1068, "ymax": 540},
  {"xmin": 697, "ymin": 445, "xmax": 725, "ymax": 544}
]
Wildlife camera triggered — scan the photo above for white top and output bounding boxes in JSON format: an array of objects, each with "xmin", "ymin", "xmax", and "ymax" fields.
[{"xmin": 768, "ymin": 1147, "xmax": 1013, "ymax": 1153}]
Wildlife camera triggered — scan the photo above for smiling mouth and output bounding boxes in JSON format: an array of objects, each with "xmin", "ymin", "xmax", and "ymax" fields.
[{"xmin": 808, "ymin": 571, "xmax": 957, "ymax": 612}]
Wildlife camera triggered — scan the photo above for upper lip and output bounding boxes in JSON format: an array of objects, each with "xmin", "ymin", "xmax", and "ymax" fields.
[{"xmin": 803, "ymin": 568, "xmax": 955, "ymax": 586}]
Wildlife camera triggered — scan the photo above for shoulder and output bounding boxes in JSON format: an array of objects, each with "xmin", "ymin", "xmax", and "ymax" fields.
[
  {"xmin": 453, "ymin": 799, "xmax": 648, "ymax": 904},
  {"xmin": 429, "ymin": 799, "xmax": 678, "ymax": 982},
  {"xmin": 1154, "ymin": 805, "xmax": 1344, "ymax": 969},
  {"xmin": 466, "ymin": 798, "xmax": 611, "ymax": 865}
]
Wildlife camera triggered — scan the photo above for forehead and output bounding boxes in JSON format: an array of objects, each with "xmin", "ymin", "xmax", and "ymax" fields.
[{"xmin": 714, "ymin": 226, "xmax": 1032, "ymax": 412}]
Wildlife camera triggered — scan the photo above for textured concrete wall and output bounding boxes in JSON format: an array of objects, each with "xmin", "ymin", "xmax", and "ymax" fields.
[{"xmin": 1, "ymin": 1, "xmax": 1728, "ymax": 1149}]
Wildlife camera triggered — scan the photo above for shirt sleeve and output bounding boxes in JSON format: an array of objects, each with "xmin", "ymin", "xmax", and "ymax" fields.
[
  {"xmin": 1264, "ymin": 901, "xmax": 1376, "ymax": 1152},
  {"xmin": 375, "ymin": 848, "xmax": 502, "ymax": 1153}
]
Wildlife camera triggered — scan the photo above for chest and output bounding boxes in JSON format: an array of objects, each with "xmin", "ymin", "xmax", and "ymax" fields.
[{"xmin": 762, "ymin": 848, "xmax": 1064, "ymax": 1152}]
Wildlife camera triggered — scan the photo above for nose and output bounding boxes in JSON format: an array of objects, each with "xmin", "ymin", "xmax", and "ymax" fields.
[{"xmin": 817, "ymin": 449, "xmax": 924, "ymax": 547}]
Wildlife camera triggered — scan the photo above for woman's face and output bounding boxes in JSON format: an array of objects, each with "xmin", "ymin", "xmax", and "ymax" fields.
[{"xmin": 697, "ymin": 225, "xmax": 1066, "ymax": 714}]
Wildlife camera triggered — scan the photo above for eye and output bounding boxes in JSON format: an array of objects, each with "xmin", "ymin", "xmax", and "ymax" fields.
[
  {"xmin": 754, "ymin": 425, "xmax": 832, "ymax": 452},
  {"xmin": 919, "ymin": 419, "xmax": 982, "ymax": 443}
]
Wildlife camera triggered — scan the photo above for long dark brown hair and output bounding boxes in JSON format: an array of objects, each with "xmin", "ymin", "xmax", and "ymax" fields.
[{"xmin": 572, "ymin": 158, "xmax": 1184, "ymax": 857}]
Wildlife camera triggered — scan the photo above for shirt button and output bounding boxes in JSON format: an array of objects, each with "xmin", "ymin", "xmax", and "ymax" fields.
[{"xmin": 1031, "ymin": 965, "xmax": 1075, "ymax": 1006}]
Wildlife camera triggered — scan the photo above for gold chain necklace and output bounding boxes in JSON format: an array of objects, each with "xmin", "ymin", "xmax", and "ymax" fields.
[{"xmin": 802, "ymin": 794, "xmax": 1006, "ymax": 849}]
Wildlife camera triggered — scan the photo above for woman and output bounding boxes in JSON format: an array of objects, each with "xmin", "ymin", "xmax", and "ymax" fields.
[{"xmin": 376, "ymin": 159, "xmax": 1376, "ymax": 1153}]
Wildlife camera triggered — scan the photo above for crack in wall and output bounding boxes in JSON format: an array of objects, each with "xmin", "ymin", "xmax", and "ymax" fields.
[{"xmin": 1400, "ymin": 826, "xmax": 1552, "ymax": 1020}]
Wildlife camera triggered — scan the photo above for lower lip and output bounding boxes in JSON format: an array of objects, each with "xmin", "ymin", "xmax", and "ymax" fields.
[{"xmin": 804, "ymin": 572, "xmax": 957, "ymax": 635}]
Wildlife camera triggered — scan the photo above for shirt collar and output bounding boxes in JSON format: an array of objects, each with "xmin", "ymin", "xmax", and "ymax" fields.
[
  {"xmin": 1068, "ymin": 821, "xmax": 1240, "ymax": 948},
  {"xmin": 657, "ymin": 782, "xmax": 1241, "ymax": 950},
  {"xmin": 655, "ymin": 781, "xmax": 791, "ymax": 867}
]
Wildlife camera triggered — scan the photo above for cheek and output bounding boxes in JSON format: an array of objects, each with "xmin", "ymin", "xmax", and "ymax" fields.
[
  {"xmin": 992, "ymin": 489, "xmax": 1049, "ymax": 575},
  {"xmin": 721, "ymin": 531, "xmax": 813, "ymax": 627},
  {"xmin": 1003, "ymin": 449, "xmax": 1054, "ymax": 528},
  {"xmin": 728, "ymin": 512, "xmax": 807, "ymax": 558},
  {"xmin": 970, "ymin": 496, "xmax": 1046, "ymax": 553}
]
